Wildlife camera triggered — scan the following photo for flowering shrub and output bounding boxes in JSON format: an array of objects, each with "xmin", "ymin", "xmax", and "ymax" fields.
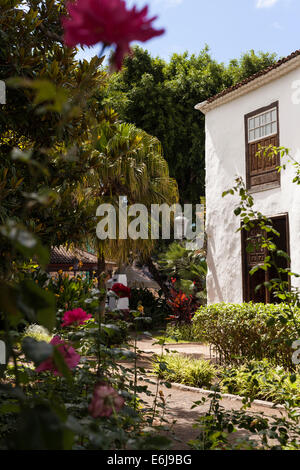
[
  {"xmin": 36, "ymin": 336, "xmax": 81, "ymax": 376},
  {"xmin": 29, "ymin": 268, "xmax": 97, "ymax": 317},
  {"xmin": 61, "ymin": 308, "xmax": 92, "ymax": 327},
  {"xmin": 88, "ymin": 383, "xmax": 125, "ymax": 418},
  {"xmin": 63, "ymin": 0, "xmax": 165, "ymax": 69}
]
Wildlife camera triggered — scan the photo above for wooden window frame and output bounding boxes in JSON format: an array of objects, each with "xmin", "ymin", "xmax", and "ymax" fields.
[{"xmin": 245, "ymin": 101, "xmax": 280, "ymax": 192}]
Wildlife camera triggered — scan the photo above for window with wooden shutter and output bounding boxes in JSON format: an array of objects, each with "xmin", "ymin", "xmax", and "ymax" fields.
[{"xmin": 245, "ymin": 102, "xmax": 280, "ymax": 191}]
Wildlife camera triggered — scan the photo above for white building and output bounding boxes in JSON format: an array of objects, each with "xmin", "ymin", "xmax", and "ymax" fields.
[{"xmin": 195, "ymin": 50, "xmax": 300, "ymax": 304}]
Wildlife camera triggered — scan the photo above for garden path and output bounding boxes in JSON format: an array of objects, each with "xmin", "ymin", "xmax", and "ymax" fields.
[{"xmin": 125, "ymin": 337, "xmax": 286, "ymax": 450}]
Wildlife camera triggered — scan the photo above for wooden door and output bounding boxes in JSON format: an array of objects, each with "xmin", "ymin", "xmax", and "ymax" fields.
[{"xmin": 242, "ymin": 215, "xmax": 289, "ymax": 303}]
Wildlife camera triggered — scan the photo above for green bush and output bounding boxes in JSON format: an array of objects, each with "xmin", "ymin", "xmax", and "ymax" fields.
[
  {"xmin": 103, "ymin": 315, "xmax": 130, "ymax": 346},
  {"xmin": 220, "ymin": 359, "xmax": 300, "ymax": 405},
  {"xmin": 193, "ymin": 303, "xmax": 300, "ymax": 369},
  {"xmin": 165, "ymin": 324, "xmax": 195, "ymax": 343},
  {"xmin": 153, "ymin": 354, "xmax": 217, "ymax": 389}
]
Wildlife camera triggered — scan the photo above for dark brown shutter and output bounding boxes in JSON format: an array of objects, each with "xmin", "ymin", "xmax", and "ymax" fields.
[
  {"xmin": 245, "ymin": 102, "xmax": 280, "ymax": 190},
  {"xmin": 248, "ymin": 134, "xmax": 280, "ymax": 187}
]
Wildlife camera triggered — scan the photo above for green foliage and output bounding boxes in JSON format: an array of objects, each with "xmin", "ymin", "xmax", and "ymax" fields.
[
  {"xmin": 0, "ymin": 0, "xmax": 107, "ymax": 262},
  {"xmin": 158, "ymin": 241, "xmax": 207, "ymax": 298},
  {"xmin": 165, "ymin": 323, "xmax": 195, "ymax": 343},
  {"xmin": 84, "ymin": 119, "xmax": 179, "ymax": 265},
  {"xmin": 190, "ymin": 391, "xmax": 300, "ymax": 450},
  {"xmin": 153, "ymin": 349, "xmax": 300, "ymax": 406},
  {"xmin": 220, "ymin": 360, "xmax": 300, "ymax": 406},
  {"xmin": 103, "ymin": 315, "xmax": 130, "ymax": 347},
  {"xmin": 193, "ymin": 303, "xmax": 300, "ymax": 369},
  {"xmin": 153, "ymin": 353, "xmax": 217, "ymax": 389},
  {"xmin": 45, "ymin": 271, "xmax": 96, "ymax": 314},
  {"xmin": 129, "ymin": 288, "xmax": 171, "ymax": 328},
  {"xmin": 226, "ymin": 49, "xmax": 277, "ymax": 83},
  {"xmin": 104, "ymin": 46, "xmax": 277, "ymax": 203}
]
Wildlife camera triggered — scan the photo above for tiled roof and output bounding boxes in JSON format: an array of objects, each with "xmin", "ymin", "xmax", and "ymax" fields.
[
  {"xmin": 206, "ymin": 49, "xmax": 300, "ymax": 105},
  {"xmin": 118, "ymin": 262, "xmax": 160, "ymax": 290},
  {"xmin": 49, "ymin": 246, "xmax": 98, "ymax": 266}
]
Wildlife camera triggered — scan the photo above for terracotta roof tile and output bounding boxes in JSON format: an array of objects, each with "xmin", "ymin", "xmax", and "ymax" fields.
[
  {"xmin": 49, "ymin": 246, "xmax": 97, "ymax": 266},
  {"xmin": 206, "ymin": 49, "xmax": 300, "ymax": 105}
]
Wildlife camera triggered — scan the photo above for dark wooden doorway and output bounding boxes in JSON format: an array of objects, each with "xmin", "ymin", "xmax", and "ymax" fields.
[{"xmin": 242, "ymin": 214, "xmax": 290, "ymax": 304}]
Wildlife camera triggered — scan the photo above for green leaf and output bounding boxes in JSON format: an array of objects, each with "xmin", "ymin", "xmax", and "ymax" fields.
[
  {"xmin": 0, "ymin": 220, "xmax": 49, "ymax": 266},
  {"xmin": 266, "ymin": 317, "xmax": 276, "ymax": 327},
  {"xmin": 0, "ymin": 282, "xmax": 22, "ymax": 325},
  {"xmin": 18, "ymin": 280, "xmax": 56, "ymax": 330},
  {"xmin": 10, "ymin": 404, "xmax": 72, "ymax": 450},
  {"xmin": 290, "ymin": 374, "xmax": 297, "ymax": 384},
  {"xmin": 234, "ymin": 207, "xmax": 242, "ymax": 216}
]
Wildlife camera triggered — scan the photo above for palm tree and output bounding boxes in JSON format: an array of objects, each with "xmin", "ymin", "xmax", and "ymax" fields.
[{"xmin": 79, "ymin": 119, "xmax": 179, "ymax": 316}]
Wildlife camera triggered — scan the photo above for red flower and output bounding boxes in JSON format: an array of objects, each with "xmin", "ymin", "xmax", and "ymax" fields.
[
  {"xmin": 62, "ymin": 0, "xmax": 165, "ymax": 69},
  {"xmin": 111, "ymin": 283, "xmax": 131, "ymax": 298},
  {"xmin": 36, "ymin": 336, "xmax": 80, "ymax": 376},
  {"xmin": 61, "ymin": 308, "xmax": 92, "ymax": 327}
]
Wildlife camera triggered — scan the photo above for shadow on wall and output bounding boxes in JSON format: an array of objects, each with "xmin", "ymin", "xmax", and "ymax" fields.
[{"xmin": 206, "ymin": 231, "xmax": 224, "ymax": 303}]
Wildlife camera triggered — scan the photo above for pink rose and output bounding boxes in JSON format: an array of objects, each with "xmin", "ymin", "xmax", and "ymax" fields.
[
  {"xmin": 61, "ymin": 308, "xmax": 92, "ymax": 327},
  {"xmin": 62, "ymin": 0, "xmax": 165, "ymax": 69},
  {"xmin": 36, "ymin": 336, "xmax": 80, "ymax": 376},
  {"xmin": 88, "ymin": 383, "xmax": 125, "ymax": 418}
]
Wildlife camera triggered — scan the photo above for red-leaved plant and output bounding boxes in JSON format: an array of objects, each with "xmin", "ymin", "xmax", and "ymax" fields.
[{"xmin": 167, "ymin": 279, "xmax": 198, "ymax": 324}]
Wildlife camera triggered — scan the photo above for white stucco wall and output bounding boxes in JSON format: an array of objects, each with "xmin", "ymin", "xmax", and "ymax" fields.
[{"xmin": 205, "ymin": 67, "xmax": 300, "ymax": 304}]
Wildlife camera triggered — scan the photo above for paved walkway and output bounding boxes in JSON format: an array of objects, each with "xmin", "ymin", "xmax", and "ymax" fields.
[
  {"xmin": 126, "ymin": 337, "xmax": 286, "ymax": 450},
  {"xmin": 136, "ymin": 337, "xmax": 215, "ymax": 360}
]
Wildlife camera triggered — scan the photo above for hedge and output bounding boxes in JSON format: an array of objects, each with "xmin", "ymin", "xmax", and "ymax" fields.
[{"xmin": 192, "ymin": 303, "xmax": 300, "ymax": 369}]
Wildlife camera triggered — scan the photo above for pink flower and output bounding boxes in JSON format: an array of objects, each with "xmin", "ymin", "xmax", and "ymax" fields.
[
  {"xmin": 62, "ymin": 0, "xmax": 165, "ymax": 69},
  {"xmin": 88, "ymin": 383, "xmax": 125, "ymax": 418},
  {"xmin": 61, "ymin": 308, "xmax": 92, "ymax": 327},
  {"xmin": 36, "ymin": 336, "xmax": 80, "ymax": 376}
]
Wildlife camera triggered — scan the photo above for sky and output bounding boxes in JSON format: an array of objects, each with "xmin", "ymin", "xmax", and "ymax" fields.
[{"xmin": 76, "ymin": 0, "xmax": 300, "ymax": 65}]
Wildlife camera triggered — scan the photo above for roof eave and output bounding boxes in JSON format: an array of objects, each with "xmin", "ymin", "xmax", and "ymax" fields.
[
  {"xmin": 195, "ymin": 54, "xmax": 300, "ymax": 114},
  {"xmin": 194, "ymin": 101, "xmax": 208, "ymax": 114}
]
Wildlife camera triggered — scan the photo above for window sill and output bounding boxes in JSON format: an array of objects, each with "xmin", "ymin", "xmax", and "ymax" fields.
[{"xmin": 248, "ymin": 181, "xmax": 280, "ymax": 194}]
